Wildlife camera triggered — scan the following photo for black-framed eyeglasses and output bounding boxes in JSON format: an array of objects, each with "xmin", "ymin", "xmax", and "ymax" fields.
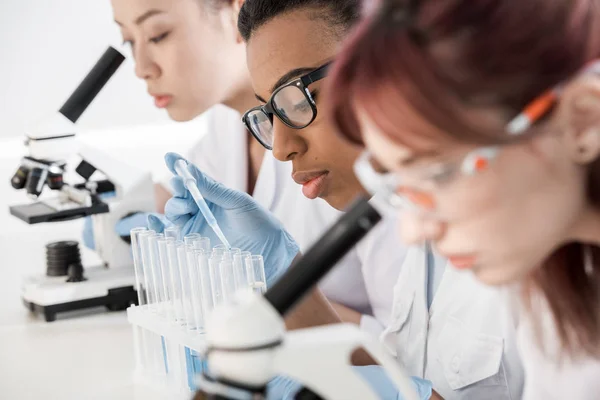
[{"xmin": 242, "ymin": 62, "xmax": 331, "ymax": 150}]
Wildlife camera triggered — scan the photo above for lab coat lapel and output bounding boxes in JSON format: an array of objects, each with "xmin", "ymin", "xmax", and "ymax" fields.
[
  {"xmin": 405, "ymin": 244, "xmax": 429, "ymax": 376},
  {"xmin": 381, "ymin": 245, "xmax": 436, "ymax": 376}
]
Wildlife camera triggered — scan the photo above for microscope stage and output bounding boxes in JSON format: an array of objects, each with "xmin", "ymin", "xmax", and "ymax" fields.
[
  {"xmin": 22, "ymin": 266, "xmax": 138, "ymax": 322},
  {"xmin": 10, "ymin": 199, "xmax": 109, "ymax": 224}
]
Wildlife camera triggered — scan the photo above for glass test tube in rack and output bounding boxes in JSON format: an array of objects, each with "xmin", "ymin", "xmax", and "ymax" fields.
[{"xmin": 127, "ymin": 227, "xmax": 267, "ymax": 394}]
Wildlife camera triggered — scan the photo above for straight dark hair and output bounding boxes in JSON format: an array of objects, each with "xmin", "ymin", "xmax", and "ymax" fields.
[{"xmin": 238, "ymin": 0, "xmax": 361, "ymax": 41}]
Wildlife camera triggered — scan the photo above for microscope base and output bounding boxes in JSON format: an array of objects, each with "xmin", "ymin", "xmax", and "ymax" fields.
[{"xmin": 21, "ymin": 266, "xmax": 138, "ymax": 322}]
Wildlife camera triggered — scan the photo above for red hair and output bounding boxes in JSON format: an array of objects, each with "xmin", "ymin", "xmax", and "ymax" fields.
[{"xmin": 328, "ymin": 0, "xmax": 600, "ymax": 357}]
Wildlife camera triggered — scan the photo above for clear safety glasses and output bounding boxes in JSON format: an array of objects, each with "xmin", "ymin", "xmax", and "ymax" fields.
[
  {"xmin": 355, "ymin": 60, "xmax": 600, "ymax": 212},
  {"xmin": 354, "ymin": 147, "xmax": 499, "ymax": 211},
  {"xmin": 242, "ymin": 62, "xmax": 331, "ymax": 150}
]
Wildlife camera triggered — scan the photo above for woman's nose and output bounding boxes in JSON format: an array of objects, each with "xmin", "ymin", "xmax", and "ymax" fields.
[
  {"xmin": 398, "ymin": 210, "xmax": 445, "ymax": 245},
  {"xmin": 133, "ymin": 45, "xmax": 160, "ymax": 81},
  {"xmin": 271, "ymin": 119, "xmax": 308, "ymax": 162}
]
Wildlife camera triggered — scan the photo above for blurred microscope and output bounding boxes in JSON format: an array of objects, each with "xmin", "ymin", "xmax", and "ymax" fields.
[{"xmin": 8, "ymin": 47, "xmax": 155, "ymax": 321}]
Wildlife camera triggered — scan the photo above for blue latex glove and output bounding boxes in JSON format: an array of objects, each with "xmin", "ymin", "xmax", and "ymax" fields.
[
  {"xmin": 148, "ymin": 153, "xmax": 299, "ymax": 287},
  {"xmin": 266, "ymin": 366, "xmax": 433, "ymax": 400},
  {"xmin": 114, "ymin": 212, "xmax": 168, "ymax": 237},
  {"xmin": 267, "ymin": 375, "xmax": 304, "ymax": 400},
  {"xmin": 355, "ymin": 366, "xmax": 433, "ymax": 399},
  {"xmin": 82, "ymin": 216, "xmax": 96, "ymax": 250},
  {"xmin": 83, "ymin": 212, "xmax": 167, "ymax": 250}
]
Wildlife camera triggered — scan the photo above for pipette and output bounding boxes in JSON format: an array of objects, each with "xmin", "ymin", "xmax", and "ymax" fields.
[{"xmin": 174, "ymin": 159, "xmax": 231, "ymax": 249}]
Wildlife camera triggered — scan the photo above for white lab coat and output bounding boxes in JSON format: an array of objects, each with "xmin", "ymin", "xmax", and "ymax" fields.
[
  {"xmin": 380, "ymin": 244, "xmax": 524, "ymax": 399},
  {"xmin": 165, "ymin": 104, "xmax": 385, "ymax": 314},
  {"xmin": 516, "ymin": 292, "xmax": 600, "ymax": 400},
  {"xmin": 166, "ymin": 105, "xmax": 525, "ymax": 398},
  {"xmin": 352, "ymin": 213, "xmax": 407, "ymax": 336}
]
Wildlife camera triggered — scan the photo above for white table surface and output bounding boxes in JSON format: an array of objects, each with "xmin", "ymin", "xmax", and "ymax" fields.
[{"xmin": 0, "ymin": 123, "xmax": 203, "ymax": 399}]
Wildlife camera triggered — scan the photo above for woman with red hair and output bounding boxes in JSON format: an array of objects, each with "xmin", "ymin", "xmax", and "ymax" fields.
[{"xmin": 329, "ymin": 0, "xmax": 600, "ymax": 398}]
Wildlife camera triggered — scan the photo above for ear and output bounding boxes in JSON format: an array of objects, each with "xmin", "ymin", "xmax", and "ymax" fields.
[
  {"xmin": 222, "ymin": 0, "xmax": 245, "ymax": 44},
  {"xmin": 232, "ymin": 0, "xmax": 245, "ymax": 43},
  {"xmin": 557, "ymin": 75, "xmax": 600, "ymax": 164}
]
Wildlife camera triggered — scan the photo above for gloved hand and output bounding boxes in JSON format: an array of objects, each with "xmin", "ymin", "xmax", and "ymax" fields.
[
  {"xmin": 148, "ymin": 153, "xmax": 299, "ymax": 287},
  {"xmin": 354, "ymin": 366, "xmax": 433, "ymax": 399},
  {"xmin": 266, "ymin": 375, "xmax": 304, "ymax": 400},
  {"xmin": 266, "ymin": 366, "xmax": 433, "ymax": 400},
  {"xmin": 83, "ymin": 211, "xmax": 167, "ymax": 250},
  {"xmin": 114, "ymin": 212, "xmax": 155, "ymax": 237}
]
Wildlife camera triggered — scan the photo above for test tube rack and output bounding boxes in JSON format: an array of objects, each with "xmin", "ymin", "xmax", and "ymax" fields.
[{"xmin": 126, "ymin": 227, "xmax": 267, "ymax": 395}]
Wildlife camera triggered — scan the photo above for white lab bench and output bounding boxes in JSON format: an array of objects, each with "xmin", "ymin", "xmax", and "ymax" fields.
[{"xmin": 0, "ymin": 121, "xmax": 204, "ymax": 399}]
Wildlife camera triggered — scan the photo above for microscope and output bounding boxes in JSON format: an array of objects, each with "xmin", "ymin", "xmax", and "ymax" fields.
[
  {"xmin": 9, "ymin": 47, "xmax": 155, "ymax": 322},
  {"xmin": 195, "ymin": 198, "xmax": 419, "ymax": 400}
]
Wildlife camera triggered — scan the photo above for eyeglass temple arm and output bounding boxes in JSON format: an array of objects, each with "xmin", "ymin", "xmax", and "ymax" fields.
[{"xmin": 302, "ymin": 62, "xmax": 332, "ymax": 85}]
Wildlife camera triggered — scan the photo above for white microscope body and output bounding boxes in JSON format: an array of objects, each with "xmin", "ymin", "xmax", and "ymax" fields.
[
  {"xmin": 18, "ymin": 138, "xmax": 155, "ymax": 321},
  {"xmin": 10, "ymin": 46, "xmax": 156, "ymax": 321},
  {"xmin": 194, "ymin": 198, "xmax": 419, "ymax": 400},
  {"xmin": 199, "ymin": 293, "xmax": 419, "ymax": 400}
]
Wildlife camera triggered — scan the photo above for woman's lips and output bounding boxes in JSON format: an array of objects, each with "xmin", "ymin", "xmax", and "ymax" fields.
[
  {"xmin": 153, "ymin": 95, "xmax": 173, "ymax": 108},
  {"xmin": 446, "ymin": 254, "xmax": 478, "ymax": 270},
  {"xmin": 292, "ymin": 171, "xmax": 329, "ymax": 199}
]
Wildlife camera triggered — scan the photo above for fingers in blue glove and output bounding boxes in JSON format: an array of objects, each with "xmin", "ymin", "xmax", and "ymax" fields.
[
  {"xmin": 165, "ymin": 197, "xmax": 196, "ymax": 226},
  {"xmin": 165, "ymin": 152, "xmax": 248, "ymax": 209},
  {"xmin": 353, "ymin": 366, "xmax": 433, "ymax": 400},
  {"xmin": 169, "ymin": 176, "xmax": 188, "ymax": 198},
  {"xmin": 115, "ymin": 213, "xmax": 151, "ymax": 237},
  {"xmin": 164, "ymin": 152, "xmax": 187, "ymax": 175},
  {"xmin": 267, "ymin": 375, "xmax": 304, "ymax": 400},
  {"xmin": 147, "ymin": 214, "xmax": 171, "ymax": 234}
]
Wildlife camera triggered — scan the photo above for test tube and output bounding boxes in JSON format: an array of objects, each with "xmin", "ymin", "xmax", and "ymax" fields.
[
  {"xmin": 157, "ymin": 237, "xmax": 173, "ymax": 321},
  {"xmin": 164, "ymin": 226, "xmax": 181, "ymax": 241},
  {"xmin": 164, "ymin": 338, "xmax": 184, "ymax": 390},
  {"xmin": 185, "ymin": 245, "xmax": 204, "ymax": 332},
  {"xmin": 144, "ymin": 232, "xmax": 170, "ymax": 376},
  {"xmin": 183, "ymin": 231, "xmax": 202, "ymax": 325},
  {"xmin": 209, "ymin": 255, "xmax": 223, "ymax": 307},
  {"xmin": 139, "ymin": 231, "xmax": 158, "ymax": 308},
  {"xmin": 148, "ymin": 234, "xmax": 166, "ymax": 313},
  {"xmin": 245, "ymin": 255, "xmax": 267, "ymax": 295},
  {"xmin": 140, "ymin": 231, "xmax": 170, "ymax": 377},
  {"xmin": 177, "ymin": 243, "xmax": 194, "ymax": 328},
  {"xmin": 130, "ymin": 227, "xmax": 149, "ymax": 305},
  {"xmin": 219, "ymin": 259, "xmax": 236, "ymax": 303},
  {"xmin": 166, "ymin": 239, "xmax": 185, "ymax": 323},
  {"xmin": 178, "ymin": 242, "xmax": 202, "ymax": 389},
  {"xmin": 213, "ymin": 244, "xmax": 227, "ymax": 258},
  {"xmin": 197, "ymin": 250, "xmax": 214, "ymax": 319},
  {"xmin": 193, "ymin": 237, "xmax": 211, "ymax": 253},
  {"xmin": 233, "ymin": 251, "xmax": 252, "ymax": 293},
  {"xmin": 184, "ymin": 233, "xmax": 202, "ymax": 246},
  {"xmin": 130, "ymin": 228, "xmax": 148, "ymax": 377}
]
